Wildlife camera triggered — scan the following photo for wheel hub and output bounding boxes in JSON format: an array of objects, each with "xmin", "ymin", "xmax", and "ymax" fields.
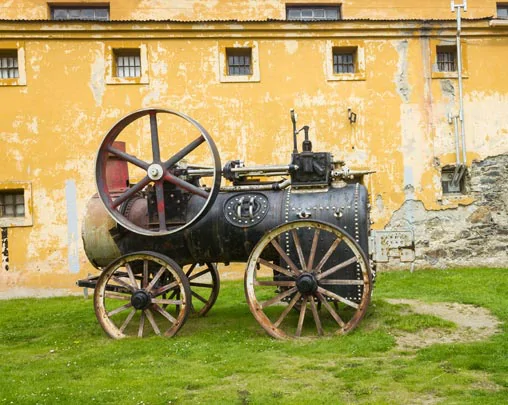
[
  {"xmin": 147, "ymin": 163, "xmax": 164, "ymax": 180},
  {"xmin": 131, "ymin": 290, "xmax": 151, "ymax": 310},
  {"xmin": 296, "ymin": 273, "xmax": 318, "ymax": 295}
]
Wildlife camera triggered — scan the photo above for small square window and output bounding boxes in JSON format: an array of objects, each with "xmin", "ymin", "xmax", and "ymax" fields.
[
  {"xmin": 333, "ymin": 48, "xmax": 355, "ymax": 73},
  {"xmin": 497, "ymin": 4, "xmax": 508, "ymax": 18},
  {"xmin": 441, "ymin": 167, "xmax": 465, "ymax": 194},
  {"xmin": 0, "ymin": 190, "xmax": 24, "ymax": 218},
  {"xmin": 437, "ymin": 46, "xmax": 457, "ymax": 72},
  {"xmin": 0, "ymin": 50, "xmax": 19, "ymax": 79},
  {"xmin": 226, "ymin": 48, "xmax": 252, "ymax": 76},
  {"xmin": 115, "ymin": 49, "xmax": 141, "ymax": 78}
]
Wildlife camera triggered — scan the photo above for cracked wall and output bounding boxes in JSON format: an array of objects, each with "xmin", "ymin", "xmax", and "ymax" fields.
[{"xmin": 383, "ymin": 154, "xmax": 508, "ymax": 268}]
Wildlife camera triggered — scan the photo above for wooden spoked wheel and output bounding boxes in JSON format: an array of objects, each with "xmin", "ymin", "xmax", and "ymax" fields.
[
  {"xmin": 94, "ymin": 251, "xmax": 191, "ymax": 338},
  {"xmin": 95, "ymin": 108, "xmax": 221, "ymax": 236},
  {"xmin": 244, "ymin": 220, "xmax": 372, "ymax": 339},
  {"xmin": 184, "ymin": 263, "xmax": 220, "ymax": 316}
]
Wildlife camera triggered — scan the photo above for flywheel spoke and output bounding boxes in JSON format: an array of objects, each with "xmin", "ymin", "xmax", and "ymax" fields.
[
  {"xmin": 149, "ymin": 112, "xmax": 161, "ymax": 162},
  {"xmin": 155, "ymin": 182, "xmax": 167, "ymax": 231},
  {"xmin": 111, "ymin": 176, "xmax": 151, "ymax": 209},
  {"xmin": 106, "ymin": 145, "xmax": 149, "ymax": 170},
  {"xmin": 162, "ymin": 135, "xmax": 205, "ymax": 170}
]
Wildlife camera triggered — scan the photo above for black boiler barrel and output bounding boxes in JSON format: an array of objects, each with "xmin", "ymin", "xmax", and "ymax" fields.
[{"xmin": 117, "ymin": 183, "xmax": 369, "ymax": 266}]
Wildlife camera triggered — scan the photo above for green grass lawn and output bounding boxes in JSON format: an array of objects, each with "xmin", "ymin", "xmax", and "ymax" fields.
[{"xmin": 0, "ymin": 268, "xmax": 506, "ymax": 404}]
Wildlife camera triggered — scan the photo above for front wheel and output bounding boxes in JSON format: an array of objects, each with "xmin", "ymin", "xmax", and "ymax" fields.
[{"xmin": 94, "ymin": 251, "xmax": 191, "ymax": 338}]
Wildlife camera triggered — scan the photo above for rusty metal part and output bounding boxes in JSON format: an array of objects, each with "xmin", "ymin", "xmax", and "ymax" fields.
[
  {"xmin": 95, "ymin": 108, "xmax": 221, "ymax": 237},
  {"xmin": 93, "ymin": 251, "xmax": 191, "ymax": 338},
  {"xmin": 184, "ymin": 262, "xmax": 220, "ymax": 316},
  {"xmin": 81, "ymin": 194, "xmax": 122, "ymax": 269},
  {"xmin": 244, "ymin": 220, "xmax": 372, "ymax": 339}
]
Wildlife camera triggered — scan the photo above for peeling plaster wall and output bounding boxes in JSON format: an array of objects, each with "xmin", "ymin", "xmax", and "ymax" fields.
[
  {"xmin": 0, "ymin": 0, "xmax": 502, "ymax": 21},
  {"xmin": 0, "ymin": 15, "xmax": 507, "ymax": 292},
  {"xmin": 384, "ymin": 154, "xmax": 508, "ymax": 268}
]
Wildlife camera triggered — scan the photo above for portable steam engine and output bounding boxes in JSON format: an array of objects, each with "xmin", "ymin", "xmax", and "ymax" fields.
[{"xmin": 78, "ymin": 108, "xmax": 375, "ymax": 339}]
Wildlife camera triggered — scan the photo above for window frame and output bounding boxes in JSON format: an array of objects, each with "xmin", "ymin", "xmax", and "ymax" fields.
[
  {"xmin": 497, "ymin": 3, "xmax": 508, "ymax": 18},
  {"xmin": 0, "ymin": 43, "xmax": 27, "ymax": 87},
  {"xmin": 105, "ymin": 43, "xmax": 149, "ymax": 85},
  {"xmin": 114, "ymin": 49, "xmax": 142, "ymax": 78},
  {"xmin": 0, "ymin": 182, "xmax": 33, "ymax": 228},
  {"xmin": 49, "ymin": 4, "xmax": 110, "ymax": 21},
  {"xmin": 326, "ymin": 41, "xmax": 365, "ymax": 81},
  {"xmin": 286, "ymin": 5, "xmax": 342, "ymax": 20},
  {"xmin": 226, "ymin": 48, "xmax": 252, "ymax": 76},
  {"xmin": 218, "ymin": 41, "xmax": 260, "ymax": 83},
  {"xmin": 431, "ymin": 40, "xmax": 468, "ymax": 79},
  {"xmin": 436, "ymin": 46, "xmax": 457, "ymax": 72}
]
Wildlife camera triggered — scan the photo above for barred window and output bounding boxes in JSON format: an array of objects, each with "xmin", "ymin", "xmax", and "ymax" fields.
[
  {"xmin": 0, "ymin": 51, "xmax": 19, "ymax": 79},
  {"xmin": 51, "ymin": 6, "xmax": 110, "ymax": 21},
  {"xmin": 437, "ymin": 46, "xmax": 457, "ymax": 72},
  {"xmin": 497, "ymin": 4, "xmax": 508, "ymax": 18},
  {"xmin": 115, "ymin": 50, "xmax": 141, "ymax": 78},
  {"xmin": 333, "ymin": 50, "xmax": 355, "ymax": 73},
  {"xmin": 227, "ymin": 48, "xmax": 252, "ymax": 76},
  {"xmin": 287, "ymin": 6, "xmax": 341, "ymax": 20},
  {"xmin": 0, "ymin": 190, "xmax": 24, "ymax": 218}
]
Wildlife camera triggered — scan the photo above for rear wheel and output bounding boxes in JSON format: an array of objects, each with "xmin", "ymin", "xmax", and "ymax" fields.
[{"xmin": 244, "ymin": 220, "xmax": 372, "ymax": 339}]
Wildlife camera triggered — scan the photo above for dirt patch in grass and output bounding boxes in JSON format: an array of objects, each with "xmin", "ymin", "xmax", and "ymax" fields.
[{"xmin": 386, "ymin": 299, "xmax": 502, "ymax": 350}]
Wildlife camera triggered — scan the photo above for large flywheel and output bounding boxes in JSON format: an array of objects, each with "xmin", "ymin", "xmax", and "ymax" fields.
[{"xmin": 96, "ymin": 108, "xmax": 221, "ymax": 236}]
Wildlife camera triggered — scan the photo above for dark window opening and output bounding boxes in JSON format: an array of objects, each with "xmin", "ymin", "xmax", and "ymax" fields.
[
  {"xmin": 226, "ymin": 48, "xmax": 252, "ymax": 76},
  {"xmin": 333, "ymin": 48, "xmax": 356, "ymax": 73},
  {"xmin": 0, "ymin": 50, "xmax": 19, "ymax": 79},
  {"xmin": 437, "ymin": 46, "xmax": 457, "ymax": 72},
  {"xmin": 497, "ymin": 3, "xmax": 508, "ymax": 18},
  {"xmin": 441, "ymin": 167, "xmax": 466, "ymax": 194},
  {"xmin": 286, "ymin": 5, "xmax": 341, "ymax": 20},
  {"xmin": 50, "ymin": 5, "xmax": 110, "ymax": 21},
  {"xmin": 114, "ymin": 49, "xmax": 141, "ymax": 78},
  {"xmin": 0, "ymin": 190, "xmax": 24, "ymax": 218}
]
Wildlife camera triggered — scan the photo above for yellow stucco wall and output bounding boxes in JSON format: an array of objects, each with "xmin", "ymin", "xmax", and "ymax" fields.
[
  {"xmin": 0, "ymin": 0, "xmax": 503, "ymax": 20},
  {"xmin": 0, "ymin": 2, "xmax": 508, "ymax": 292}
]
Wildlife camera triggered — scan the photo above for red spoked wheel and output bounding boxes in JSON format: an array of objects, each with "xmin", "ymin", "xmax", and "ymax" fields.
[{"xmin": 96, "ymin": 108, "xmax": 221, "ymax": 236}]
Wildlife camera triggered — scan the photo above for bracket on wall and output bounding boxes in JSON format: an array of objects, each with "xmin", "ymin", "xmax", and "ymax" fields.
[{"xmin": 347, "ymin": 108, "xmax": 357, "ymax": 124}]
